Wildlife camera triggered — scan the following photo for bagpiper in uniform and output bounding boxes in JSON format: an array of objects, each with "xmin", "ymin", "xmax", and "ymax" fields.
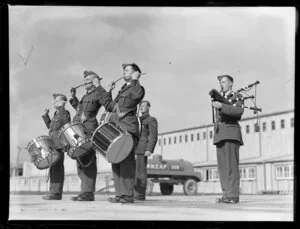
[
  {"xmin": 101, "ymin": 63, "xmax": 145, "ymax": 204},
  {"xmin": 42, "ymin": 94, "xmax": 71, "ymax": 200},
  {"xmin": 212, "ymin": 75, "xmax": 244, "ymax": 204},
  {"xmin": 134, "ymin": 100, "xmax": 158, "ymax": 201},
  {"xmin": 69, "ymin": 71, "xmax": 106, "ymax": 201}
]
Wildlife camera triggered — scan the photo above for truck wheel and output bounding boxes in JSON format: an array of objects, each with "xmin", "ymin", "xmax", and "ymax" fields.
[
  {"xmin": 146, "ymin": 179, "xmax": 154, "ymax": 196},
  {"xmin": 160, "ymin": 183, "xmax": 174, "ymax": 195},
  {"xmin": 183, "ymin": 179, "xmax": 197, "ymax": 195}
]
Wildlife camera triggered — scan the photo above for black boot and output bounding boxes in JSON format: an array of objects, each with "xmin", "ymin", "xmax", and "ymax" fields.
[{"xmin": 42, "ymin": 193, "xmax": 62, "ymax": 200}]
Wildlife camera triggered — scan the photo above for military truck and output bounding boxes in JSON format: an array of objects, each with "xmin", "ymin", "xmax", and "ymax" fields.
[{"xmin": 146, "ymin": 155, "xmax": 202, "ymax": 196}]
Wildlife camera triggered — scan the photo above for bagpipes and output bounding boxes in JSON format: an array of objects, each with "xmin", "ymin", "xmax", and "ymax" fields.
[
  {"xmin": 209, "ymin": 89, "xmax": 262, "ymax": 112},
  {"xmin": 209, "ymin": 81, "xmax": 262, "ymax": 123}
]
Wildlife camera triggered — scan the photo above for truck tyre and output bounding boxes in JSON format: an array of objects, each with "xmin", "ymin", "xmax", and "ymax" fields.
[
  {"xmin": 160, "ymin": 183, "xmax": 174, "ymax": 195},
  {"xmin": 146, "ymin": 179, "xmax": 154, "ymax": 196},
  {"xmin": 183, "ymin": 179, "xmax": 198, "ymax": 195}
]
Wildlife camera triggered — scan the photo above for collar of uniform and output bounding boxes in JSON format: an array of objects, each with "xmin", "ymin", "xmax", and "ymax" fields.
[
  {"xmin": 224, "ymin": 90, "xmax": 233, "ymax": 97},
  {"xmin": 140, "ymin": 112, "xmax": 149, "ymax": 120},
  {"xmin": 86, "ymin": 87, "xmax": 96, "ymax": 95},
  {"xmin": 54, "ymin": 107, "xmax": 65, "ymax": 115}
]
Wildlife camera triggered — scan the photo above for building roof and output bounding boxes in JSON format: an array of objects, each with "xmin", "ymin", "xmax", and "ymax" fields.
[
  {"xmin": 193, "ymin": 160, "xmax": 217, "ymax": 167},
  {"xmin": 159, "ymin": 109, "xmax": 294, "ymax": 136},
  {"xmin": 263, "ymin": 154, "xmax": 294, "ymax": 163}
]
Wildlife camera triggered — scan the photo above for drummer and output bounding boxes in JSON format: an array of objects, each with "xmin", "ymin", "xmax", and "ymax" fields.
[
  {"xmin": 69, "ymin": 70, "xmax": 107, "ymax": 201},
  {"xmin": 101, "ymin": 63, "xmax": 145, "ymax": 204},
  {"xmin": 42, "ymin": 93, "xmax": 71, "ymax": 200}
]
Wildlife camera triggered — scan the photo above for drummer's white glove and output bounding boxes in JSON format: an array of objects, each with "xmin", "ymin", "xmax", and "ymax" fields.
[
  {"xmin": 108, "ymin": 81, "xmax": 116, "ymax": 92},
  {"xmin": 132, "ymin": 71, "xmax": 140, "ymax": 80},
  {"xmin": 44, "ymin": 108, "xmax": 50, "ymax": 116},
  {"xmin": 145, "ymin": 151, "xmax": 152, "ymax": 157},
  {"xmin": 81, "ymin": 113, "xmax": 87, "ymax": 123}
]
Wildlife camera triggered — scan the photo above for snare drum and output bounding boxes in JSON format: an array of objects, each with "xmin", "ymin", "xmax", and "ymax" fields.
[
  {"xmin": 91, "ymin": 122, "xmax": 134, "ymax": 164},
  {"xmin": 58, "ymin": 121, "xmax": 92, "ymax": 159},
  {"xmin": 26, "ymin": 135, "xmax": 60, "ymax": 170}
]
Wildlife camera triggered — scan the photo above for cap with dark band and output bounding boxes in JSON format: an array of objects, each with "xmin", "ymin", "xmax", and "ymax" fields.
[
  {"xmin": 122, "ymin": 63, "xmax": 142, "ymax": 73},
  {"xmin": 83, "ymin": 70, "xmax": 103, "ymax": 80},
  {"xmin": 53, "ymin": 93, "xmax": 67, "ymax": 101},
  {"xmin": 217, "ymin": 74, "xmax": 234, "ymax": 83}
]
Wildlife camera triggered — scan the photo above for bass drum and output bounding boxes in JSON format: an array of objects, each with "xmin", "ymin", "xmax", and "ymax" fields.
[{"xmin": 92, "ymin": 122, "xmax": 133, "ymax": 164}]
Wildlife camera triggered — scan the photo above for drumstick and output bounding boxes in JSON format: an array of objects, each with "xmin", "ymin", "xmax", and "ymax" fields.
[
  {"xmin": 113, "ymin": 73, "xmax": 147, "ymax": 84},
  {"xmin": 72, "ymin": 76, "xmax": 102, "ymax": 90},
  {"xmin": 72, "ymin": 73, "xmax": 147, "ymax": 91}
]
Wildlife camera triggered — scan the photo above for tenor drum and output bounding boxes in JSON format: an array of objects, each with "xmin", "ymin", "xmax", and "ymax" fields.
[
  {"xmin": 91, "ymin": 122, "xmax": 133, "ymax": 164},
  {"xmin": 58, "ymin": 121, "xmax": 92, "ymax": 159},
  {"xmin": 26, "ymin": 135, "xmax": 60, "ymax": 170}
]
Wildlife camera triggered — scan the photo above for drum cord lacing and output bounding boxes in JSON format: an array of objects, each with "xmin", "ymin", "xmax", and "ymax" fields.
[
  {"xmin": 45, "ymin": 155, "xmax": 52, "ymax": 183},
  {"xmin": 38, "ymin": 145, "xmax": 53, "ymax": 183},
  {"xmin": 77, "ymin": 153, "xmax": 95, "ymax": 168}
]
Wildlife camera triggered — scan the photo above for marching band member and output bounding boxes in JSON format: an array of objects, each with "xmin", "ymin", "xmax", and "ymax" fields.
[
  {"xmin": 101, "ymin": 63, "xmax": 145, "ymax": 204},
  {"xmin": 41, "ymin": 94, "xmax": 71, "ymax": 200},
  {"xmin": 212, "ymin": 75, "xmax": 244, "ymax": 204},
  {"xmin": 69, "ymin": 70, "xmax": 106, "ymax": 201},
  {"xmin": 134, "ymin": 100, "xmax": 158, "ymax": 201}
]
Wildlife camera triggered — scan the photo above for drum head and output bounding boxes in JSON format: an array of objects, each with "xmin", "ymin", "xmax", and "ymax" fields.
[
  {"xmin": 36, "ymin": 153, "xmax": 60, "ymax": 170},
  {"xmin": 70, "ymin": 141, "xmax": 92, "ymax": 159},
  {"xmin": 107, "ymin": 135, "xmax": 134, "ymax": 164}
]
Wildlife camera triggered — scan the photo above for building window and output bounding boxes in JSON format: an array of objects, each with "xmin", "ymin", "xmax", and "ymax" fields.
[
  {"xmin": 281, "ymin": 119, "xmax": 285, "ymax": 129},
  {"xmin": 254, "ymin": 123, "xmax": 260, "ymax": 132},
  {"xmin": 191, "ymin": 134, "xmax": 194, "ymax": 142},
  {"xmin": 179, "ymin": 135, "xmax": 182, "ymax": 143},
  {"xmin": 174, "ymin": 136, "xmax": 176, "ymax": 144},
  {"xmin": 185, "ymin": 135, "xmax": 188, "ymax": 143},
  {"xmin": 197, "ymin": 133, "xmax": 200, "ymax": 141},
  {"xmin": 209, "ymin": 131, "xmax": 213, "ymax": 139},
  {"xmin": 158, "ymin": 139, "xmax": 161, "ymax": 146},
  {"xmin": 275, "ymin": 164, "xmax": 293, "ymax": 179},
  {"xmin": 169, "ymin": 137, "xmax": 171, "ymax": 145},
  {"xmin": 239, "ymin": 167, "xmax": 256, "ymax": 180},
  {"xmin": 262, "ymin": 122, "xmax": 266, "ymax": 131},
  {"xmin": 246, "ymin": 125, "xmax": 250, "ymax": 134},
  {"xmin": 208, "ymin": 169, "xmax": 219, "ymax": 181},
  {"xmin": 271, "ymin": 121, "xmax": 276, "ymax": 130},
  {"xmin": 164, "ymin": 138, "xmax": 166, "ymax": 145},
  {"xmin": 291, "ymin": 118, "xmax": 294, "ymax": 128},
  {"xmin": 203, "ymin": 132, "xmax": 206, "ymax": 140}
]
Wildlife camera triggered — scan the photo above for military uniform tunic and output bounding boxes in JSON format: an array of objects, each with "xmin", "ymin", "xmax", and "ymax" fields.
[{"xmin": 42, "ymin": 109, "xmax": 71, "ymax": 194}]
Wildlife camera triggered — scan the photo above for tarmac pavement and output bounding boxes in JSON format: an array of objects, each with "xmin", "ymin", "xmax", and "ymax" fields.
[{"xmin": 9, "ymin": 194, "xmax": 293, "ymax": 221}]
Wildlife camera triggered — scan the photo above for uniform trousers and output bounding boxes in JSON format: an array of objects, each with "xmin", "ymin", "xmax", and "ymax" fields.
[
  {"xmin": 76, "ymin": 149, "xmax": 97, "ymax": 194},
  {"xmin": 112, "ymin": 136, "xmax": 138, "ymax": 197},
  {"xmin": 49, "ymin": 149, "xmax": 64, "ymax": 194},
  {"xmin": 216, "ymin": 140, "xmax": 240, "ymax": 198},
  {"xmin": 134, "ymin": 155, "xmax": 148, "ymax": 198}
]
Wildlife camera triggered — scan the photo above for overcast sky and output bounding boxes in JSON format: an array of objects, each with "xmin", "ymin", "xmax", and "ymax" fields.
[{"xmin": 9, "ymin": 6, "xmax": 295, "ymax": 165}]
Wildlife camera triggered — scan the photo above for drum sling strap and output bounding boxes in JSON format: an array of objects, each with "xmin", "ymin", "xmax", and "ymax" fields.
[{"xmin": 114, "ymin": 103, "xmax": 136, "ymax": 121}]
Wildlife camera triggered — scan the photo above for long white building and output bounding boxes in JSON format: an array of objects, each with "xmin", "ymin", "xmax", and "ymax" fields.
[
  {"xmin": 11, "ymin": 109, "xmax": 294, "ymax": 195},
  {"xmin": 154, "ymin": 109, "xmax": 294, "ymax": 194}
]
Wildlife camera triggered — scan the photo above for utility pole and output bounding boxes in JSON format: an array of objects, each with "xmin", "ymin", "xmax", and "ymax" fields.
[{"xmin": 15, "ymin": 146, "xmax": 22, "ymax": 176}]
